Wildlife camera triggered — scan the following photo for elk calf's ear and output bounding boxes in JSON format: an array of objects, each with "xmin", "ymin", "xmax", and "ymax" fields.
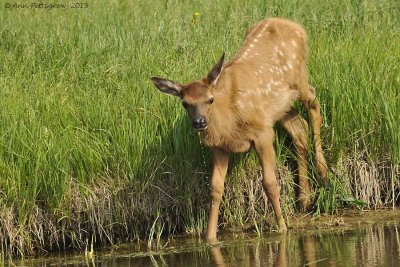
[
  {"xmin": 150, "ymin": 77, "xmax": 183, "ymax": 97},
  {"xmin": 207, "ymin": 53, "xmax": 225, "ymax": 84}
]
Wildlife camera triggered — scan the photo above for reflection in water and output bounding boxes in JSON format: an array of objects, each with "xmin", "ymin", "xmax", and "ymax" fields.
[
  {"xmin": 207, "ymin": 223, "xmax": 400, "ymax": 267},
  {"xmin": 208, "ymin": 235, "xmax": 329, "ymax": 267},
  {"xmin": 15, "ymin": 222, "xmax": 400, "ymax": 266},
  {"xmin": 211, "ymin": 246, "xmax": 225, "ymax": 266}
]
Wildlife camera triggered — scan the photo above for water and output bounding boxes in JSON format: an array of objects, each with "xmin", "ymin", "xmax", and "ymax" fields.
[{"xmin": 13, "ymin": 221, "xmax": 400, "ymax": 266}]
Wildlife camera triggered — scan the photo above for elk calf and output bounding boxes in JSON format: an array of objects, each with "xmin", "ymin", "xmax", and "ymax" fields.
[{"xmin": 151, "ymin": 18, "xmax": 329, "ymax": 242}]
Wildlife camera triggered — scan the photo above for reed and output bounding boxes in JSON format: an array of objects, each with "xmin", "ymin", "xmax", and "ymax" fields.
[{"xmin": 0, "ymin": 0, "xmax": 399, "ymax": 259}]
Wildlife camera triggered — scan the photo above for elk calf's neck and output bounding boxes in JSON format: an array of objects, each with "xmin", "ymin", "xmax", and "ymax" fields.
[{"xmin": 151, "ymin": 17, "xmax": 329, "ymax": 242}]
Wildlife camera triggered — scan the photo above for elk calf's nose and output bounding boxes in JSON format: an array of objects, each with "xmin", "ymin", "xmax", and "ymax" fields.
[{"xmin": 193, "ymin": 117, "xmax": 207, "ymax": 129}]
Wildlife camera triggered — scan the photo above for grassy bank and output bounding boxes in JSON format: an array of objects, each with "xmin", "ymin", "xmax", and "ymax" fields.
[{"xmin": 0, "ymin": 0, "xmax": 399, "ymax": 258}]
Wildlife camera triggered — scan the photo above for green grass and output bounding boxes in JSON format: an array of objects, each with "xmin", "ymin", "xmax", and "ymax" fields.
[{"xmin": 0, "ymin": 0, "xmax": 399, "ymax": 259}]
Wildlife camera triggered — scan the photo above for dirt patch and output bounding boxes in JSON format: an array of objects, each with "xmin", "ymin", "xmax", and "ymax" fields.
[
  {"xmin": 288, "ymin": 208, "xmax": 400, "ymax": 231},
  {"xmin": 222, "ymin": 208, "xmax": 400, "ymax": 235}
]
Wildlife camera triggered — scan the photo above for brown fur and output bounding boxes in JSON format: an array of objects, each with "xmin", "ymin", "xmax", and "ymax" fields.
[
  {"xmin": 201, "ymin": 18, "xmax": 308, "ymax": 150},
  {"xmin": 151, "ymin": 17, "xmax": 329, "ymax": 243}
]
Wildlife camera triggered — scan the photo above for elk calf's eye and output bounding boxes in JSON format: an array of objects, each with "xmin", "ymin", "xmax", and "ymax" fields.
[{"xmin": 207, "ymin": 98, "xmax": 214, "ymax": 104}]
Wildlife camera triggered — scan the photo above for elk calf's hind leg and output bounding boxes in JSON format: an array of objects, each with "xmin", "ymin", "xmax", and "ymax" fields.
[
  {"xmin": 205, "ymin": 149, "xmax": 230, "ymax": 243},
  {"xmin": 255, "ymin": 135, "xmax": 287, "ymax": 233},
  {"xmin": 280, "ymin": 110, "xmax": 311, "ymax": 212},
  {"xmin": 302, "ymin": 86, "xmax": 329, "ymax": 188}
]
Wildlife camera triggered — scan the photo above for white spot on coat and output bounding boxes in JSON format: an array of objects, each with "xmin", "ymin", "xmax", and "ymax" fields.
[{"xmin": 236, "ymin": 101, "xmax": 244, "ymax": 108}]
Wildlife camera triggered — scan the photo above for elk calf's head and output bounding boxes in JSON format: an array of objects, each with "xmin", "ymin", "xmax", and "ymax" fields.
[{"xmin": 151, "ymin": 54, "xmax": 225, "ymax": 131}]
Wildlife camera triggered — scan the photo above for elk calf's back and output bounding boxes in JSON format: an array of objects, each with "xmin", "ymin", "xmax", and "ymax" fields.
[
  {"xmin": 151, "ymin": 17, "xmax": 329, "ymax": 242},
  {"xmin": 201, "ymin": 18, "xmax": 309, "ymax": 152}
]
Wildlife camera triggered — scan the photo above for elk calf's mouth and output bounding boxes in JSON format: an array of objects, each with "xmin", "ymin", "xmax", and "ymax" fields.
[{"xmin": 195, "ymin": 125, "xmax": 208, "ymax": 131}]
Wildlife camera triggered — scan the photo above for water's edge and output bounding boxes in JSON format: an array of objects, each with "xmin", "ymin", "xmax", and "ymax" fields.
[{"xmin": 12, "ymin": 209, "xmax": 400, "ymax": 266}]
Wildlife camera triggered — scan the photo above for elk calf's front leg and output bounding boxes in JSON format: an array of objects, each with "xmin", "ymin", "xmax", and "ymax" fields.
[
  {"xmin": 205, "ymin": 149, "xmax": 229, "ymax": 242},
  {"xmin": 255, "ymin": 137, "xmax": 287, "ymax": 233}
]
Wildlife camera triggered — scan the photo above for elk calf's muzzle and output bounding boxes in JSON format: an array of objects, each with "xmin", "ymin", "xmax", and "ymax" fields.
[{"xmin": 192, "ymin": 116, "xmax": 208, "ymax": 131}]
